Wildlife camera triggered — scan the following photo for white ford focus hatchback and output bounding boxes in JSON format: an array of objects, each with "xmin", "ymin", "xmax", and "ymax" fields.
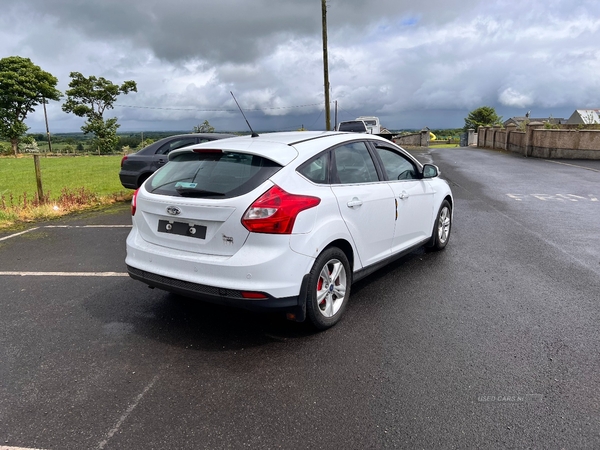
[{"xmin": 126, "ymin": 131, "xmax": 453, "ymax": 329}]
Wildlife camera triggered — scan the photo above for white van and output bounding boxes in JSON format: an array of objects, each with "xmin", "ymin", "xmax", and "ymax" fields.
[{"xmin": 355, "ymin": 116, "xmax": 381, "ymax": 134}]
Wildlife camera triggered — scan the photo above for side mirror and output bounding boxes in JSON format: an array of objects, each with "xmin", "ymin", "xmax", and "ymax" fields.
[{"xmin": 422, "ymin": 164, "xmax": 439, "ymax": 178}]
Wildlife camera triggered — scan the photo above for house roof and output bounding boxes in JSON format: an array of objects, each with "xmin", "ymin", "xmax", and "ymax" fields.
[
  {"xmin": 566, "ymin": 109, "xmax": 600, "ymax": 124},
  {"xmin": 503, "ymin": 117, "xmax": 564, "ymax": 127}
]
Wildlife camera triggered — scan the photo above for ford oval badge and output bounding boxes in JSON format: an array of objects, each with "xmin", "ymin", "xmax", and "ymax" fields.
[{"xmin": 166, "ymin": 206, "xmax": 181, "ymax": 216}]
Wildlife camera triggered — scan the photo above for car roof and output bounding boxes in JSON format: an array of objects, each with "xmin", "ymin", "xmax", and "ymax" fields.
[
  {"xmin": 168, "ymin": 131, "xmax": 399, "ymax": 166},
  {"xmin": 136, "ymin": 133, "xmax": 237, "ymax": 154}
]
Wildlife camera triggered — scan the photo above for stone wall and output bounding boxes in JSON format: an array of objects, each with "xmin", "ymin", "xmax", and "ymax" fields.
[
  {"xmin": 393, "ymin": 129, "xmax": 430, "ymax": 147},
  {"xmin": 477, "ymin": 123, "xmax": 600, "ymax": 159},
  {"xmin": 507, "ymin": 130, "xmax": 525, "ymax": 153}
]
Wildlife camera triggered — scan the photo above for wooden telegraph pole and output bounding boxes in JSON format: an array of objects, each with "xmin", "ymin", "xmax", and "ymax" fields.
[
  {"xmin": 321, "ymin": 0, "xmax": 331, "ymax": 131},
  {"xmin": 42, "ymin": 97, "xmax": 53, "ymax": 157},
  {"xmin": 33, "ymin": 154, "xmax": 44, "ymax": 203}
]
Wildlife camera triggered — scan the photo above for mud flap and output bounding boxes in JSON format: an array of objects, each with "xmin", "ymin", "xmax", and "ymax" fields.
[{"xmin": 291, "ymin": 274, "xmax": 310, "ymax": 322}]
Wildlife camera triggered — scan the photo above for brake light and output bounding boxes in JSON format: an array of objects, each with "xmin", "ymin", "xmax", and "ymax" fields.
[
  {"xmin": 121, "ymin": 155, "xmax": 128, "ymax": 168},
  {"xmin": 242, "ymin": 185, "xmax": 320, "ymax": 234},
  {"xmin": 192, "ymin": 149, "xmax": 223, "ymax": 154},
  {"xmin": 131, "ymin": 189, "xmax": 139, "ymax": 216}
]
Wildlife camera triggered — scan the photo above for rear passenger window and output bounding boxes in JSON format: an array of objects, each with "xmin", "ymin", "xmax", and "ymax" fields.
[{"xmin": 332, "ymin": 142, "xmax": 379, "ymax": 184}]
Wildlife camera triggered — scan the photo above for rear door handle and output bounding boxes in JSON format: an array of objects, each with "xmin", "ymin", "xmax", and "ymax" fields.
[
  {"xmin": 399, "ymin": 191, "xmax": 409, "ymax": 200},
  {"xmin": 347, "ymin": 198, "xmax": 363, "ymax": 208}
]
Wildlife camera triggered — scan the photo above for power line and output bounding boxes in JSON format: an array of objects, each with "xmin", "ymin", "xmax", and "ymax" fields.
[{"xmin": 115, "ymin": 102, "xmax": 329, "ymax": 113}]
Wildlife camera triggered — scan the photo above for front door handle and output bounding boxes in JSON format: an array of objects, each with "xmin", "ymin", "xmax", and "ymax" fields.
[{"xmin": 399, "ymin": 191, "xmax": 409, "ymax": 200}]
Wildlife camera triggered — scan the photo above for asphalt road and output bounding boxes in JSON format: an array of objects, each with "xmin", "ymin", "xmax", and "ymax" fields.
[{"xmin": 0, "ymin": 147, "xmax": 599, "ymax": 449}]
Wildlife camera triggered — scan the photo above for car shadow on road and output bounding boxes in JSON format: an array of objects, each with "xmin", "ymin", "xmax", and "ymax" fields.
[
  {"xmin": 82, "ymin": 247, "xmax": 438, "ymax": 353},
  {"xmin": 83, "ymin": 280, "xmax": 318, "ymax": 353}
]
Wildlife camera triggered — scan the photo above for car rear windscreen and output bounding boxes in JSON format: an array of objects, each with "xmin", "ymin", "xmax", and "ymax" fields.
[{"xmin": 147, "ymin": 151, "xmax": 282, "ymax": 198}]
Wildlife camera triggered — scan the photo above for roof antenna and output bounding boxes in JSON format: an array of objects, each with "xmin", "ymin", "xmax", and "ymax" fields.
[{"xmin": 230, "ymin": 91, "xmax": 259, "ymax": 138}]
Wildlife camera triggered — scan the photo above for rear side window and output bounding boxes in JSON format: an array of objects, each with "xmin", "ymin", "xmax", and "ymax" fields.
[
  {"xmin": 298, "ymin": 152, "xmax": 329, "ymax": 184},
  {"xmin": 147, "ymin": 152, "xmax": 282, "ymax": 198}
]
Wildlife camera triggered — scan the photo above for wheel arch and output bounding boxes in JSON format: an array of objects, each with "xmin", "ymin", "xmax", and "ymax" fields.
[
  {"xmin": 322, "ymin": 238, "xmax": 355, "ymax": 281},
  {"xmin": 136, "ymin": 171, "xmax": 153, "ymax": 188}
]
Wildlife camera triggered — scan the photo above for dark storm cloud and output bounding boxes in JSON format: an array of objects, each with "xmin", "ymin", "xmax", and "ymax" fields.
[
  {"xmin": 4, "ymin": 0, "xmax": 481, "ymax": 64},
  {"xmin": 2, "ymin": 0, "xmax": 600, "ymax": 131}
]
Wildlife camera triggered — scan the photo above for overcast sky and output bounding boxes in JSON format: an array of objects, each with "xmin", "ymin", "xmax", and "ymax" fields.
[{"xmin": 2, "ymin": 0, "xmax": 600, "ymax": 133}]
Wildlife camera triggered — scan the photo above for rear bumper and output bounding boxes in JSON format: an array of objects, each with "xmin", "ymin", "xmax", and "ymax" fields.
[
  {"xmin": 127, "ymin": 264, "xmax": 307, "ymax": 320},
  {"xmin": 125, "ymin": 226, "xmax": 315, "ymax": 320},
  {"xmin": 119, "ymin": 171, "xmax": 139, "ymax": 189}
]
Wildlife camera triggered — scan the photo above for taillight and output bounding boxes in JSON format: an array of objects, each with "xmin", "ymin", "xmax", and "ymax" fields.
[
  {"xmin": 242, "ymin": 185, "xmax": 320, "ymax": 234},
  {"xmin": 120, "ymin": 155, "xmax": 128, "ymax": 168},
  {"xmin": 131, "ymin": 189, "xmax": 139, "ymax": 216}
]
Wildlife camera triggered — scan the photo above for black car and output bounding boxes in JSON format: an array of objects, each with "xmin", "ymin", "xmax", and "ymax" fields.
[
  {"xmin": 336, "ymin": 120, "xmax": 368, "ymax": 133},
  {"xmin": 119, "ymin": 133, "xmax": 236, "ymax": 189}
]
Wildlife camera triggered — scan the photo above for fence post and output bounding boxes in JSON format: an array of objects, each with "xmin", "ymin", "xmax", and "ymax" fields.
[
  {"xmin": 477, "ymin": 126, "xmax": 485, "ymax": 147},
  {"xmin": 33, "ymin": 154, "xmax": 45, "ymax": 203},
  {"xmin": 483, "ymin": 127, "xmax": 492, "ymax": 148},
  {"xmin": 505, "ymin": 123, "xmax": 517, "ymax": 152},
  {"xmin": 468, "ymin": 128, "xmax": 475, "ymax": 146},
  {"xmin": 492, "ymin": 125, "xmax": 502, "ymax": 149},
  {"xmin": 525, "ymin": 121, "xmax": 544, "ymax": 157},
  {"xmin": 420, "ymin": 128, "xmax": 430, "ymax": 147}
]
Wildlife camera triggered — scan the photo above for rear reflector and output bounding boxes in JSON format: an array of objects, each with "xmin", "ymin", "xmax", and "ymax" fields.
[{"xmin": 241, "ymin": 291, "xmax": 268, "ymax": 299}]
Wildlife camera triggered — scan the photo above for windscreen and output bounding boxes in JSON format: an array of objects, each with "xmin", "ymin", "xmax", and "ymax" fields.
[{"xmin": 147, "ymin": 151, "xmax": 282, "ymax": 198}]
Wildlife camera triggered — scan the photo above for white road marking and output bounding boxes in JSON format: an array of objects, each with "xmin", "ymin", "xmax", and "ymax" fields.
[
  {"xmin": 0, "ymin": 225, "xmax": 131, "ymax": 242},
  {"xmin": 507, "ymin": 193, "xmax": 599, "ymax": 202},
  {"xmin": 0, "ymin": 447, "xmax": 47, "ymax": 450},
  {"xmin": 0, "ymin": 272, "xmax": 128, "ymax": 277},
  {"xmin": 0, "ymin": 227, "xmax": 40, "ymax": 241},
  {"xmin": 44, "ymin": 225, "xmax": 132, "ymax": 228},
  {"xmin": 97, "ymin": 375, "xmax": 160, "ymax": 450},
  {"xmin": 544, "ymin": 159, "xmax": 600, "ymax": 173}
]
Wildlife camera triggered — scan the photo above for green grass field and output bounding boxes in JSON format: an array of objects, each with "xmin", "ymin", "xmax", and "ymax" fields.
[
  {"xmin": 0, "ymin": 155, "xmax": 132, "ymax": 227},
  {"xmin": 0, "ymin": 155, "xmax": 128, "ymax": 199},
  {"xmin": 429, "ymin": 143, "xmax": 461, "ymax": 148}
]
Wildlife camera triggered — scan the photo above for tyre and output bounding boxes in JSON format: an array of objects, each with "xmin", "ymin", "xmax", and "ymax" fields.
[
  {"xmin": 428, "ymin": 199, "xmax": 452, "ymax": 251},
  {"xmin": 306, "ymin": 247, "xmax": 351, "ymax": 330}
]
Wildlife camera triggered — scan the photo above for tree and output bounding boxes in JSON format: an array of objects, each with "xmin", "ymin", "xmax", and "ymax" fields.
[
  {"xmin": 464, "ymin": 106, "xmax": 502, "ymax": 131},
  {"xmin": 19, "ymin": 136, "xmax": 38, "ymax": 153},
  {"xmin": 0, "ymin": 56, "xmax": 61, "ymax": 157},
  {"xmin": 139, "ymin": 138, "xmax": 154, "ymax": 148},
  {"xmin": 193, "ymin": 120, "xmax": 215, "ymax": 133},
  {"xmin": 62, "ymin": 72, "xmax": 137, "ymax": 154},
  {"xmin": 0, "ymin": 142, "xmax": 10, "ymax": 156}
]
